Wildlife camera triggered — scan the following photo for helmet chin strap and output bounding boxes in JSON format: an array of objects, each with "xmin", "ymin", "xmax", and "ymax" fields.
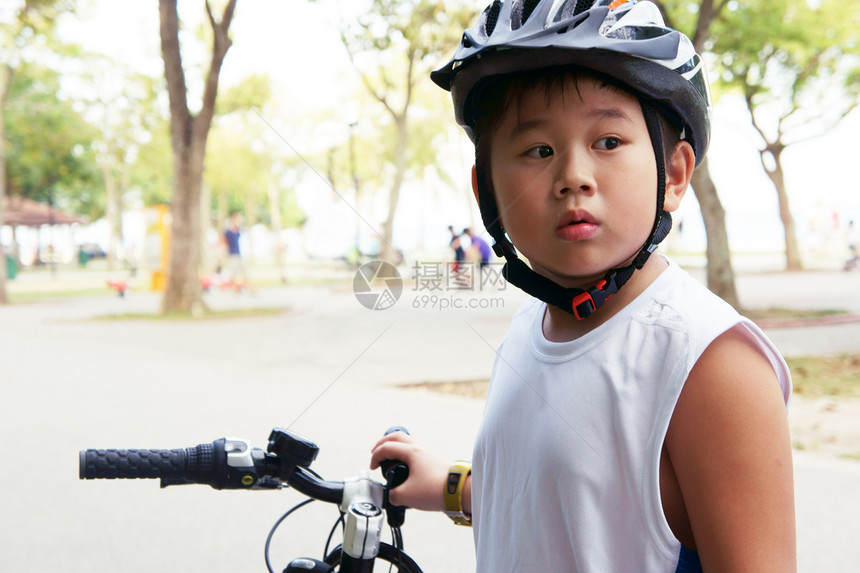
[{"xmin": 477, "ymin": 99, "xmax": 672, "ymax": 320}]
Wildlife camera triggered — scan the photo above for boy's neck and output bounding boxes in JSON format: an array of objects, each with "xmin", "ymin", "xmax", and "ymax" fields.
[{"xmin": 541, "ymin": 256, "xmax": 669, "ymax": 343}]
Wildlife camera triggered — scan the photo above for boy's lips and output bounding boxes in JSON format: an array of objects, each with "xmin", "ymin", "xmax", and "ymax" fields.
[{"xmin": 555, "ymin": 210, "xmax": 599, "ymax": 241}]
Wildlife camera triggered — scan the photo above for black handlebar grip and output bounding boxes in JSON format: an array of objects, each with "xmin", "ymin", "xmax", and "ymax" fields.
[
  {"xmin": 80, "ymin": 448, "xmax": 189, "ymax": 480},
  {"xmin": 379, "ymin": 426, "xmax": 410, "ymax": 528},
  {"xmin": 80, "ymin": 441, "xmax": 219, "ymax": 484},
  {"xmin": 379, "ymin": 426, "xmax": 410, "ymax": 488}
]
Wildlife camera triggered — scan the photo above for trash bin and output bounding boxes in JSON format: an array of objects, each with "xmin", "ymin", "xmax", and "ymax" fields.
[
  {"xmin": 78, "ymin": 248, "xmax": 89, "ymax": 267},
  {"xmin": 5, "ymin": 256, "xmax": 17, "ymax": 280}
]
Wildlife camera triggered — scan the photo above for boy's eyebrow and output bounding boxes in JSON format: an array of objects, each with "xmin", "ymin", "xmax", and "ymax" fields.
[
  {"xmin": 589, "ymin": 107, "xmax": 634, "ymax": 122},
  {"xmin": 508, "ymin": 107, "xmax": 635, "ymax": 138},
  {"xmin": 508, "ymin": 118, "xmax": 550, "ymax": 139}
]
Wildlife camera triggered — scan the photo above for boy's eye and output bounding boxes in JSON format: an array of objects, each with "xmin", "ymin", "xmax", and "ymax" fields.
[
  {"xmin": 595, "ymin": 137, "xmax": 621, "ymax": 151},
  {"xmin": 526, "ymin": 145, "xmax": 553, "ymax": 158}
]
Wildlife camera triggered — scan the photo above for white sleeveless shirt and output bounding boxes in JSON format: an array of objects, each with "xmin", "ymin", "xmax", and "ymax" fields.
[{"xmin": 472, "ymin": 260, "xmax": 791, "ymax": 572}]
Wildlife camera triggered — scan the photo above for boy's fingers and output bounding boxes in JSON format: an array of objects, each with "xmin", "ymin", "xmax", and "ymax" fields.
[
  {"xmin": 370, "ymin": 430, "xmax": 412, "ymax": 452},
  {"xmin": 369, "ymin": 440, "xmax": 412, "ymax": 470},
  {"xmin": 369, "ymin": 442, "xmax": 399, "ymax": 469}
]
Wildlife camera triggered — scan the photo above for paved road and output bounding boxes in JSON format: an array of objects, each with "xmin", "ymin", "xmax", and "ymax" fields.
[{"xmin": 0, "ymin": 265, "xmax": 858, "ymax": 571}]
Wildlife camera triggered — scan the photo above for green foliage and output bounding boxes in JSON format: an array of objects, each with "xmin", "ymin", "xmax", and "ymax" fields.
[
  {"xmin": 344, "ymin": 0, "xmax": 472, "ymax": 62},
  {"xmin": 655, "ymin": 0, "xmax": 701, "ymax": 39},
  {"xmin": 658, "ymin": 0, "xmax": 860, "ymax": 114},
  {"xmin": 3, "ymin": 63, "xmax": 101, "ymax": 216},
  {"xmin": 1, "ymin": 0, "xmax": 76, "ymax": 42},
  {"xmin": 340, "ymin": 0, "xmax": 474, "ymax": 105},
  {"xmin": 711, "ymin": 0, "xmax": 860, "ymax": 123},
  {"xmin": 129, "ymin": 117, "xmax": 173, "ymax": 206},
  {"xmin": 216, "ymin": 73, "xmax": 271, "ymax": 115},
  {"xmin": 205, "ymin": 122, "xmax": 305, "ymax": 229},
  {"xmin": 205, "ymin": 126, "xmax": 270, "ymax": 213},
  {"xmin": 333, "ymin": 0, "xmax": 476, "ymax": 219}
]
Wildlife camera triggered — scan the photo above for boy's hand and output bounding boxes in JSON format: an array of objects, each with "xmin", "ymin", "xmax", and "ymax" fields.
[{"xmin": 370, "ymin": 430, "xmax": 450, "ymax": 511}]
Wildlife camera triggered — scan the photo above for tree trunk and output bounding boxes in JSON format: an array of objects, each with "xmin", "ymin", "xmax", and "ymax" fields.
[
  {"xmin": 691, "ymin": 156, "xmax": 740, "ymax": 309},
  {"xmin": 692, "ymin": 0, "xmax": 739, "ymax": 308},
  {"xmin": 158, "ymin": 0, "xmax": 236, "ymax": 314},
  {"xmin": 200, "ymin": 179, "xmax": 213, "ymax": 273},
  {"xmin": 380, "ymin": 116, "xmax": 408, "ymax": 264},
  {"xmin": 162, "ymin": 138, "xmax": 206, "ymax": 314},
  {"xmin": 760, "ymin": 146, "xmax": 802, "ymax": 270}
]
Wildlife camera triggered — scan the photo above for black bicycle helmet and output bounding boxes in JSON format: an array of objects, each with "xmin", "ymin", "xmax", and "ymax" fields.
[{"xmin": 431, "ymin": 0, "xmax": 712, "ymax": 319}]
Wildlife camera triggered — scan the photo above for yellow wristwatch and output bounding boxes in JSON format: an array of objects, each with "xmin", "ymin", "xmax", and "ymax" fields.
[{"xmin": 444, "ymin": 461, "xmax": 472, "ymax": 526}]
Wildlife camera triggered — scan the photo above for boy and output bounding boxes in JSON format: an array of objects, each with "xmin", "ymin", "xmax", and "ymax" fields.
[{"xmin": 371, "ymin": 1, "xmax": 795, "ymax": 571}]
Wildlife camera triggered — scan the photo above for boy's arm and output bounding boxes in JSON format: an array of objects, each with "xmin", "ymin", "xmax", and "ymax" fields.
[{"xmin": 667, "ymin": 325, "xmax": 796, "ymax": 571}]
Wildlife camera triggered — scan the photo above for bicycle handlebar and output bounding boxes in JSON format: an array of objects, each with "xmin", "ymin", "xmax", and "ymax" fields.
[
  {"xmin": 79, "ymin": 430, "xmax": 346, "ymax": 502},
  {"xmin": 80, "ymin": 427, "xmax": 419, "ymax": 572}
]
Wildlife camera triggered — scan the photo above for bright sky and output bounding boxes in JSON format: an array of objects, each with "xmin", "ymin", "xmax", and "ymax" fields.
[{"xmin": 49, "ymin": 0, "xmax": 860, "ymax": 256}]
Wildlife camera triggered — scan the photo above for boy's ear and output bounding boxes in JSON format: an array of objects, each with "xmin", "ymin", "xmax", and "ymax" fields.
[{"xmin": 663, "ymin": 141, "xmax": 695, "ymax": 213}]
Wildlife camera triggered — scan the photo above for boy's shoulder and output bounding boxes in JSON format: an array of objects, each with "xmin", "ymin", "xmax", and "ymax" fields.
[
  {"xmin": 604, "ymin": 260, "xmax": 746, "ymax": 357},
  {"xmin": 638, "ymin": 259, "xmax": 737, "ymax": 325}
]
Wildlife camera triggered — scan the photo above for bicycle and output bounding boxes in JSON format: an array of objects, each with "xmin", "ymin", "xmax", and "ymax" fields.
[{"xmin": 79, "ymin": 427, "xmax": 422, "ymax": 573}]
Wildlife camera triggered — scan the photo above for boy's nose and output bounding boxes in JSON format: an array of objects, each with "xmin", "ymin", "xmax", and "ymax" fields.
[{"xmin": 552, "ymin": 149, "xmax": 596, "ymax": 199}]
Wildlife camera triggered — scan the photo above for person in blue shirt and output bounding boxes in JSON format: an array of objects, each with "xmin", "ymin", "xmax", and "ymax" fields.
[
  {"xmin": 463, "ymin": 228, "xmax": 492, "ymax": 268},
  {"xmin": 222, "ymin": 211, "xmax": 249, "ymax": 289}
]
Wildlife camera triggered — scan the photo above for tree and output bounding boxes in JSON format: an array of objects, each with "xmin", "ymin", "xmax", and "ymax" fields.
[
  {"xmin": 4, "ymin": 64, "xmax": 99, "ymax": 210},
  {"xmin": 336, "ymin": 0, "xmax": 473, "ymax": 263},
  {"xmin": 209, "ymin": 73, "xmax": 272, "ymax": 230},
  {"xmin": 712, "ymin": 0, "xmax": 860, "ymax": 270},
  {"xmin": 0, "ymin": 0, "xmax": 75, "ymax": 304},
  {"xmin": 658, "ymin": 0, "xmax": 739, "ymax": 308},
  {"xmin": 158, "ymin": 0, "xmax": 237, "ymax": 315},
  {"xmin": 81, "ymin": 62, "xmax": 162, "ymax": 269}
]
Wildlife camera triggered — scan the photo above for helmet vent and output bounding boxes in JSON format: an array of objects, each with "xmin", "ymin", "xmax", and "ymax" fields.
[
  {"xmin": 511, "ymin": 0, "xmax": 541, "ymax": 30},
  {"xmin": 484, "ymin": 0, "xmax": 502, "ymax": 36},
  {"xmin": 553, "ymin": 0, "xmax": 595, "ymax": 22},
  {"xmin": 572, "ymin": 0, "xmax": 596, "ymax": 16}
]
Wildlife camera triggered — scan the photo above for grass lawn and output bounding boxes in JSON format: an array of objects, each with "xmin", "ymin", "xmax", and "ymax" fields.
[{"xmin": 787, "ymin": 354, "xmax": 860, "ymax": 398}]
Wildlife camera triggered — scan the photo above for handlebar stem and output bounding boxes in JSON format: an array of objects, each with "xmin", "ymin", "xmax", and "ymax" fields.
[
  {"xmin": 340, "ymin": 471, "xmax": 386, "ymax": 560},
  {"xmin": 340, "ymin": 471, "xmax": 384, "ymax": 514}
]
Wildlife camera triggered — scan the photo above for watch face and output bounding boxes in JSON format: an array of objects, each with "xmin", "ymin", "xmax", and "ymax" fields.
[{"xmin": 447, "ymin": 472, "xmax": 461, "ymax": 495}]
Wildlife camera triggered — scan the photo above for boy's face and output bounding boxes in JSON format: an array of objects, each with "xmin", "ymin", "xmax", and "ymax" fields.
[{"xmin": 487, "ymin": 76, "xmax": 668, "ymax": 289}]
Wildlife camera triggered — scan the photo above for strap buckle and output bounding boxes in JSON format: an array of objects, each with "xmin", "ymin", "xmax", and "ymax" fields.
[{"xmin": 571, "ymin": 292, "xmax": 596, "ymax": 320}]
